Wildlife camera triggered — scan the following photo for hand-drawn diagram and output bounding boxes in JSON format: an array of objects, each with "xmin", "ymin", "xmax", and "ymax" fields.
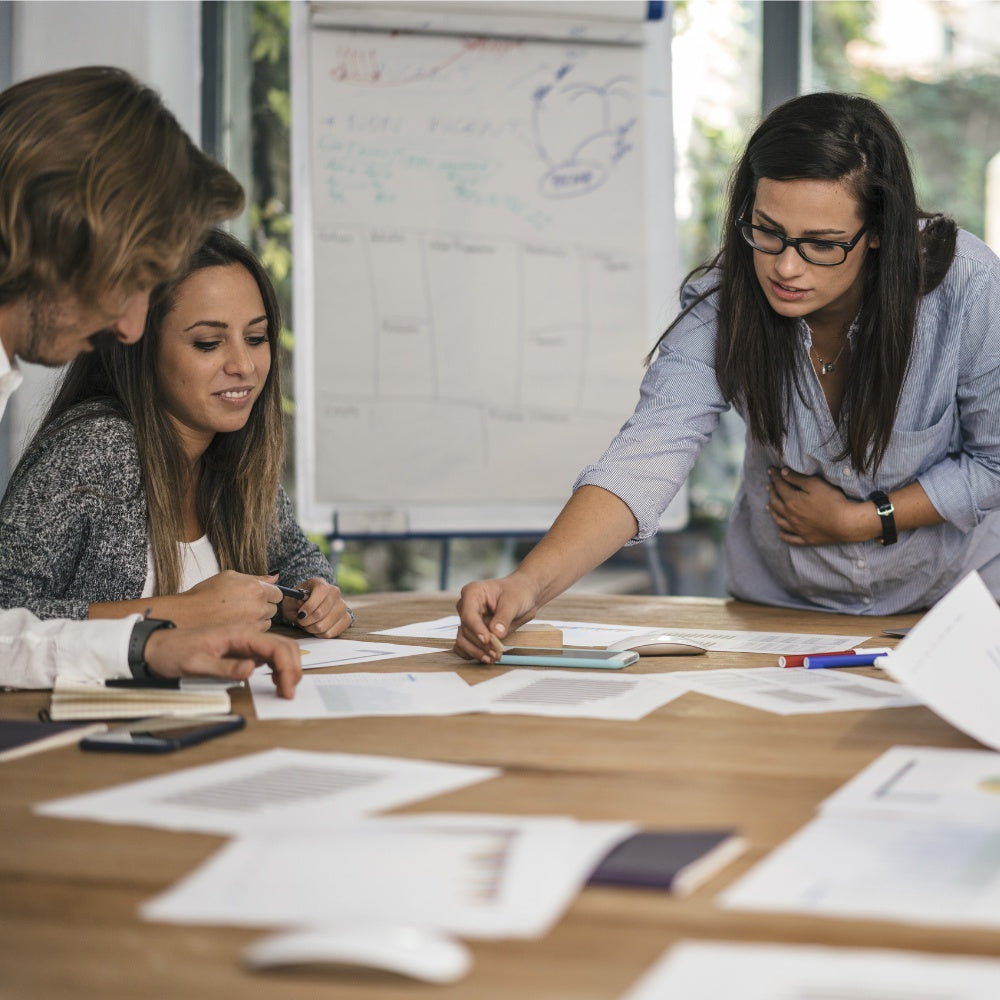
[
  {"xmin": 299, "ymin": 27, "xmax": 676, "ymax": 531},
  {"xmin": 532, "ymin": 65, "xmax": 638, "ymax": 198}
]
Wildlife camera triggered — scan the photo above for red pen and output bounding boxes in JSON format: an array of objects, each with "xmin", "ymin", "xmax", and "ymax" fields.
[{"xmin": 778, "ymin": 648, "xmax": 857, "ymax": 668}]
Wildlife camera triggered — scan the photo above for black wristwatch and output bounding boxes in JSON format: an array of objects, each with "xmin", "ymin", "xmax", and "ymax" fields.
[
  {"xmin": 127, "ymin": 617, "xmax": 177, "ymax": 679},
  {"xmin": 868, "ymin": 490, "xmax": 898, "ymax": 546}
]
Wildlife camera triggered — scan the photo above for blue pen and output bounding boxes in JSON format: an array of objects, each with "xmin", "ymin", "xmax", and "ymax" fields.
[{"xmin": 803, "ymin": 652, "xmax": 888, "ymax": 669}]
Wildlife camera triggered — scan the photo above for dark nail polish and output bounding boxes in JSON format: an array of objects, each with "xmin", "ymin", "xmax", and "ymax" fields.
[{"xmin": 297, "ymin": 611, "xmax": 306, "ymax": 620}]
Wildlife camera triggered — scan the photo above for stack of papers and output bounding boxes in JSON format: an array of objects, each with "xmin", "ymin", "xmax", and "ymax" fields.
[
  {"xmin": 36, "ymin": 748, "xmax": 633, "ymax": 940},
  {"xmin": 702, "ymin": 569, "xmax": 1000, "ymax": 933}
]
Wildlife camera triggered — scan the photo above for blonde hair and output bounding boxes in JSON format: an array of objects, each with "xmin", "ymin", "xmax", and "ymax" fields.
[{"xmin": 0, "ymin": 66, "xmax": 245, "ymax": 306}]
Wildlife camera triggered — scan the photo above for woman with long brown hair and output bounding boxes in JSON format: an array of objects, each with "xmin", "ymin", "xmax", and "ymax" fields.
[
  {"xmin": 0, "ymin": 229, "xmax": 350, "ymax": 639},
  {"xmin": 454, "ymin": 91, "xmax": 1000, "ymax": 662}
]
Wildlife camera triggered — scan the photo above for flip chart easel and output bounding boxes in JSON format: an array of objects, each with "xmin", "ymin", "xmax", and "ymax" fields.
[{"xmin": 291, "ymin": 1, "xmax": 687, "ymax": 588}]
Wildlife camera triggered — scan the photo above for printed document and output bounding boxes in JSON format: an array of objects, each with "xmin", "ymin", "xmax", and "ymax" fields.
[
  {"xmin": 722, "ymin": 741, "xmax": 1000, "ymax": 929},
  {"xmin": 666, "ymin": 667, "xmax": 918, "ymax": 715},
  {"xmin": 250, "ymin": 671, "xmax": 475, "ymax": 720},
  {"xmin": 292, "ymin": 636, "xmax": 440, "ymax": 670},
  {"xmin": 720, "ymin": 811, "xmax": 1000, "ymax": 929},
  {"xmin": 142, "ymin": 813, "xmax": 633, "ymax": 939},
  {"xmin": 470, "ymin": 669, "xmax": 686, "ymax": 720},
  {"xmin": 622, "ymin": 940, "xmax": 1000, "ymax": 1000},
  {"xmin": 882, "ymin": 570, "xmax": 1000, "ymax": 751},
  {"xmin": 375, "ymin": 615, "xmax": 870, "ymax": 654},
  {"xmin": 819, "ymin": 744, "xmax": 1000, "ymax": 823},
  {"xmin": 36, "ymin": 748, "xmax": 499, "ymax": 835}
]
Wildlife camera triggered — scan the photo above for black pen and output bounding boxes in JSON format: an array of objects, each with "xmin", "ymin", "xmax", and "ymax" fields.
[
  {"xmin": 276, "ymin": 584, "xmax": 309, "ymax": 601},
  {"xmin": 105, "ymin": 678, "xmax": 244, "ymax": 690},
  {"xmin": 106, "ymin": 677, "xmax": 183, "ymax": 689}
]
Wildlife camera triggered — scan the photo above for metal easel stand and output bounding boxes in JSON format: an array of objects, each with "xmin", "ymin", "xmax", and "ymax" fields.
[{"xmin": 328, "ymin": 531, "xmax": 673, "ymax": 596}]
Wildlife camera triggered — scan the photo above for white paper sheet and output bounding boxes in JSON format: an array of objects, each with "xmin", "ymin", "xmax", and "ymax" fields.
[
  {"xmin": 250, "ymin": 671, "xmax": 476, "ymax": 720},
  {"xmin": 720, "ymin": 812, "xmax": 1000, "ymax": 929},
  {"xmin": 292, "ymin": 636, "xmax": 441, "ymax": 670},
  {"xmin": 142, "ymin": 813, "xmax": 633, "ymax": 939},
  {"xmin": 622, "ymin": 940, "xmax": 1000, "ymax": 1000},
  {"xmin": 375, "ymin": 615, "xmax": 462, "ymax": 640},
  {"xmin": 469, "ymin": 669, "xmax": 685, "ymax": 720},
  {"xmin": 375, "ymin": 615, "xmax": 869, "ymax": 654},
  {"xmin": 883, "ymin": 570, "xmax": 1000, "ymax": 751},
  {"xmin": 820, "ymin": 744, "xmax": 1000, "ymax": 823},
  {"xmin": 666, "ymin": 667, "xmax": 918, "ymax": 715},
  {"xmin": 36, "ymin": 748, "xmax": 499, "ymax": 835},
  {"xmin": 625, "ymin": 626, "xmax": 872, "ymax": 654}
]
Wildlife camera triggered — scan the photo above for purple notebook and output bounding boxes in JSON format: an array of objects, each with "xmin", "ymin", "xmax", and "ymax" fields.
[{"xmin": 587, "ymin": 830, "xmax": 746, "ymax": 896}]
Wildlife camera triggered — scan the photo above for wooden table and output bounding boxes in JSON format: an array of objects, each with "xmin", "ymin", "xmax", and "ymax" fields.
[{"xmin": 0, "ymin": 592, "xmax": 991, "ymax": 999}]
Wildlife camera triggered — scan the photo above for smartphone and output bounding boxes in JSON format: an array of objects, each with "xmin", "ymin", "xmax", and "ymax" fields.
[
  {"xmin": 80, "ymin": 714, "xmax": 245, "ymax": 754},
  {"xmin": 496, "ymin": 647, "xmax": 639, "ymax": 669}
]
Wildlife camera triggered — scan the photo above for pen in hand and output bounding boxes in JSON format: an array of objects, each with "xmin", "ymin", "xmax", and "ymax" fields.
[{"xmin": 276, "ymin": 584, "xmax": 309, "ymax": 601}]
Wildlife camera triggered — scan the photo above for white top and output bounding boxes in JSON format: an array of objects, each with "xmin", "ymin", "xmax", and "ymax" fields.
[
  {"xmin": 0, "ymin": 345, "xmax": 23, "ymax": 423},
  {"xmin": 0, "ymin": 346, "xmax": 136, "ymax": 689},
  {"xmin": 142, "ymin": 536, "xmax": 221, "ymax": 598}
]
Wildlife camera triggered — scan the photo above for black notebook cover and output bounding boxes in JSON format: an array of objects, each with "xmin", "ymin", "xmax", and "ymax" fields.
[{"xmin": 0, "ymin": 719, "xmax": 106, "ymax": 762}]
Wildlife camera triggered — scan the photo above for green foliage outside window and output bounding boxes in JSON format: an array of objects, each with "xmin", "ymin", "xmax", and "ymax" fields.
[
  {"xmin": 249, "ymin": 0, "xmax": 368, "ymax": 594},
  {"xmin": 812, "ymin": 1, "xmax": 1000, "ymax": 239}
]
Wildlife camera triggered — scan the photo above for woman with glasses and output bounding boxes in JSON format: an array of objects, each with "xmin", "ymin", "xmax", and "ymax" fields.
[{"xmin": 455, "ymin": 91, "xmax": 1000, "ymax": 662}]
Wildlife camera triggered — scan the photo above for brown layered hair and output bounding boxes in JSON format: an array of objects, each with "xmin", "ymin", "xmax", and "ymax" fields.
[
  {"xmin": 0, "ymin": 66, "xmax": 245, "ymax": 307},
  {"xmin": 32, "ymin": 231, "xmax": 283, "ymax": 596}
]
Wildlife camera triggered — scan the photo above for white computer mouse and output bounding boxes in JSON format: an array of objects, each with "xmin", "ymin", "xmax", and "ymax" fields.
[
  {"xmin": 607, "ymin": 631, "xmax": 707, "ymax": 656},
  {"xmin": 244, "ymin": 924, "xmax": 472, "ymax": 984}
]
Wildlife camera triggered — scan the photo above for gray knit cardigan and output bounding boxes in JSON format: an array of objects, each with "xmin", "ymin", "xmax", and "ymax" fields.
[{"xmin": 0, "ymin": 405, "xmax": 335, "ymax": 619}]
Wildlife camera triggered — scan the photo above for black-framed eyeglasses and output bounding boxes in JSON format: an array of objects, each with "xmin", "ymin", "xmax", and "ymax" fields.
[{"xmin": 735, "ymin": 204, "xmax": 868, "ymax": 266}]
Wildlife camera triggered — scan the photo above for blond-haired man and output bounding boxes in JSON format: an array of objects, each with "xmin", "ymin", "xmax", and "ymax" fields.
[{"xmin": 0, "ymin": 66, "xmax": 301, "ymax": 696}]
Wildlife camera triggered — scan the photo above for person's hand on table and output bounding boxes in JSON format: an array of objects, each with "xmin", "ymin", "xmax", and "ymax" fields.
[
  {"xmin": 175, "ymin": 570, "xmax": 283, "ymax": 630},
  {"xmin": 144, "ymin": 623, "xmax": 303, "ymax": 698},
  {"xmin": 283, "ymin": 578, "xmax": 354, "ymax": 638},
  {"xmin": 454, "ymin": 573, "xmax": 541, "ymax": 664}
]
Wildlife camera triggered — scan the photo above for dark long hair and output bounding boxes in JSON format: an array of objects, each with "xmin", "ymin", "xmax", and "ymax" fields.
[
  {"xmin": 30, "ymin": 229, "xmax": 283, "ymax": 595},
  {"xmin": 651, "ymin": 91, "xmax": 956, "ymax": 473}
]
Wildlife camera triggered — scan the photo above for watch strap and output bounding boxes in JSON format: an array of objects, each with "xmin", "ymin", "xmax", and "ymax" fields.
[
  {"xmin": 868, "ymin": 490, "xmax": 898, "ymax": 546},
  {"xmin": 127, "ymin": 617, "xmax": 177, "ymax": 679}
]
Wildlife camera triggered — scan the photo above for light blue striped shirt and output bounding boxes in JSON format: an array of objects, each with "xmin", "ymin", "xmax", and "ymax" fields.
[{"xmin": 576, "ymin": 229, "xmax": 1000, "ymax": 614}]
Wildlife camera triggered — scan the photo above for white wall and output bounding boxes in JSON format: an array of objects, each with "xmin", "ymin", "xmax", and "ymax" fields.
[{"xmin": 5, "ymin": 0, "xmax": 202, "ymax": 470}]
